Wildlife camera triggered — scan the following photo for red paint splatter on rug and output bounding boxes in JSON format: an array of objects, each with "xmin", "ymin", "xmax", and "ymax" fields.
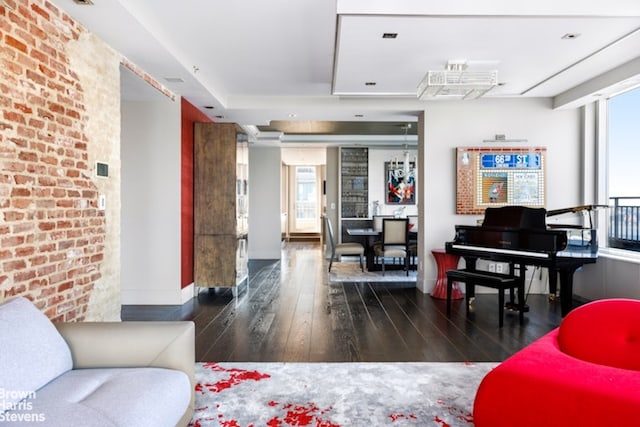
[
  {"xmin": 190, "ymin": 363, "xmax": 486, "ymax": 427},
  {"xmin": 191, "ymin": 416, "xmax": 217, "ymax": 427},
  {"xmin": 266, "ymin": 401, "xmax": 339, "ymax": 427},
  {"xmin": 433, "ymin": 415, "xmax": 451, "ymax": 427},
  {"xmin": 195, "ymin": 362, "xmax": 271, "ymax": 394},
  {"xmin": 435, "ymin": 399, "xmax": 474, "ymax": 425},
  {"xmin": 389, "ymin": 413, "xmax": 418, "ymax": 422}
]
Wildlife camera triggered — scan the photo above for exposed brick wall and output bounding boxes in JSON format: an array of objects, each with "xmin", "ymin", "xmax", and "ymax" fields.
[
  {"xmin": 0, "ymin": 0, "xmax": 113, "ymax": 321},
  {"xmin": 0, "ymin": 0, "xmax": 180, "ymax": 321}
]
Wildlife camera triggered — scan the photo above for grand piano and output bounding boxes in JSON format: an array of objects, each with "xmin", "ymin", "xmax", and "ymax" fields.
[{"xmin": 445, "ymin": 205, "xmax": 602, "ymax": 316}]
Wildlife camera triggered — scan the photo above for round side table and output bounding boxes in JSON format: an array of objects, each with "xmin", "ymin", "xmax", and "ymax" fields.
[{"xmin": 431, "ymin": 249, "xmax": 463, "ymax": 299}]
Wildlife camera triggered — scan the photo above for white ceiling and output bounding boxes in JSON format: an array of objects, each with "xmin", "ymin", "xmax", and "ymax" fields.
[{"xmin": 51, "ymin": 0, "xmax": 640, "ymax": 143}]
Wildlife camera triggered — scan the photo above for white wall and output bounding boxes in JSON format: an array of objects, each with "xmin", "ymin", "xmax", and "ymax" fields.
[
  {"xmin": 368, "ymin": 147, "xmax": 418, "ymax": 217},
  {"xmin": 281, "ymin": 147, "xmax": 326, "ymax": 165},
  {"xmin": 121, "ymin": 99, "xmax": 182, "ymax": 304},
  {"xmin": 249, "ymin": 147, "xmax": 282, "ymax": 259},
  {"xmin": 419, "ymin": 97, "xmax": 582, "ymax": 294},
  {"xmin": 574, "ymin": 253, "xmax": 640, "ymax": 301}
]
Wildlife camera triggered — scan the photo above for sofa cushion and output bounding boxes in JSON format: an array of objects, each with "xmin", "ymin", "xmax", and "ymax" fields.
[
  {"xmin": 558, "ymin": 298, "xmax": 640, "ymax": 371},
  {"xmin": 473, "ymin": 328, "xmax": 640, "ymax": 427},
  {"xmin": 0, "ymin": 297, "xmax": 72, "ymax": 411},
  {"xmin": 6, "ymin": 367, "xmax": 191, "ymax": 427}
]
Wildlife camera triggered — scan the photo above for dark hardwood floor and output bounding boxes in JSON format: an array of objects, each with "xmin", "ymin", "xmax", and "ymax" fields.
[{"xmin": 122, "ymin": 241, "xmax": 565, "ymax": 362}]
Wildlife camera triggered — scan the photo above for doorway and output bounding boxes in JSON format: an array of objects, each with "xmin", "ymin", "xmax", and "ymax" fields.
[
  {"xmin": 281, "ymin": 148, "xmax": 327, "ymax": 240},
  {"xmin": 289, "ymin": 165, "xmax": 322, "ymax": 234}
]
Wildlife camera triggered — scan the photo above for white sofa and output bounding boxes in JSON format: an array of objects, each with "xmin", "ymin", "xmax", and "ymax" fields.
[{"xmin": 0, "ymin": 297, "xmax": 195, "ymax": 427}]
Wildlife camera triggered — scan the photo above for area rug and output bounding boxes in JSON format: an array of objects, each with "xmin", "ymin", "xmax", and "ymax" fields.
[
  {"xmin": 329, "ymin": 262, "xmax": 417, "ymax": 283},
  {"xmin": 189, "ymin": 362, "xmax": 496, "ymax": 427}
]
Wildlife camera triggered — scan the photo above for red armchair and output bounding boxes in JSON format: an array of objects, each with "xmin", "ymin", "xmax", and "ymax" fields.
[{"xmin": 473, "ymin": 298, "xmax": 640, "ymax": 427}]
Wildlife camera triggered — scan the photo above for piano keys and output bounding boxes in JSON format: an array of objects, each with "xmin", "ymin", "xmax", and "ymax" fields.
[{"xmin": 445, "ymin": 205, "xmax": 601, "ymax": 316}]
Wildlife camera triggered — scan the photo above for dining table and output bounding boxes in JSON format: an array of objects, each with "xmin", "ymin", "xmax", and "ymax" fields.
[{"xmin": 346, "ymin": 226, "xmax": 418, "ymax": 271}]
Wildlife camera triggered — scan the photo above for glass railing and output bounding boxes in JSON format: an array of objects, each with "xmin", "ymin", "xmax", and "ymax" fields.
[
  {"xmin": 609, "ymin": 197, "xmax": 640, "ymax": 251},
  {"xmin": 295, "ymin": 202, "xmax": 317, "ymax": 220}
]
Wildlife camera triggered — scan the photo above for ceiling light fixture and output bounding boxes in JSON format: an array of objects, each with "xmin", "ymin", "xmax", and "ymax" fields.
[
  {"xmin": 417, "ymin": 60, "xmax": 498, "ymax": 100},
  {"xmin": 390, "ymin": 124, "xmax": 416, "ymax": 180},
  {"xmin": 561, "ymin": 33, "xmax": 581, "ymax": 40}
]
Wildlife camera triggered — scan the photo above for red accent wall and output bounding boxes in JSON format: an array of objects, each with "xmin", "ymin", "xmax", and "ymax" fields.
[{"xmin": 181, "ymin": 98, "xmax": 213, "ymax": 288}]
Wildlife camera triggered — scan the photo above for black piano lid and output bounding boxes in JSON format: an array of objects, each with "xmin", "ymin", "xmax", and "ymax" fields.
[{"xmin": 452, "ymin": 206, "xmax": 568, "ymax": 254}]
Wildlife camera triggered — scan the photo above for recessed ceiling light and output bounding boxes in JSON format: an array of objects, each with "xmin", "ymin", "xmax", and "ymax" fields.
[
  {"xmin": 365, "ymin": 82, "xmax": 377, "ymax": 86},
  {"xmin": 562, "ymin": 33, "xmax": 581, "ymax": 40},
  {"xmin": 382, "ymin": 33, "xmax": 398, "ymax": 39},
  {"xmin": 288, "ymin": 113, "xmax": 297, "ymax": 118}
]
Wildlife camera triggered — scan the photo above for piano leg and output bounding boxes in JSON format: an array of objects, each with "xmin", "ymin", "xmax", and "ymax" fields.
[
  {"xmin": 465, "ymin": 283, "xmax": 476, "ymax": 316},
  {"xmin": 548, "ymin": 268, "xmax": 558, "ymax": 301},
  {"xmin": 558, "ymin": 266, "xmax": 580, "ymax": 317},
  {"xmin": 446, "ymin": 277, "xmax": 452, "ymax": 317},
  {"xmin": 517, "ymin": 276, "xmax": 525, "ymax": 325},
  {"xmin": 496, "ymin": 284, "xmax": 504, "ymax": 327}
]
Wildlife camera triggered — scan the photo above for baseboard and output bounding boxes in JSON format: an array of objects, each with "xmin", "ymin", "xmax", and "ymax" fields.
[
  {"xmin": 121, "ymin": 288, "xmax": 184, "ymax": 305},
  {"xmin": 181, "ymin": 283, "xmax": 195, "ymax": 303}
]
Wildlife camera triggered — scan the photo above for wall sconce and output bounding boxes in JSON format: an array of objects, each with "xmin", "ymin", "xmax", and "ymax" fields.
[{"xmin": 482, "ymin": 134, "xmax": 528, "ymax": 143}]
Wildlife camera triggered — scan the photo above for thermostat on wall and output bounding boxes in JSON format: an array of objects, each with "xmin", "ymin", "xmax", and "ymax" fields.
[{"xmin": 96, "ymin": 162, "xmax": 109, "ymax": 177}]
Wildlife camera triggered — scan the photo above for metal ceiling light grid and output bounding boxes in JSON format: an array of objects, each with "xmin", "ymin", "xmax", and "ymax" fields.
[{"xmin": 417, "ymin": 61, "xmax": 498, "ymax": 100}]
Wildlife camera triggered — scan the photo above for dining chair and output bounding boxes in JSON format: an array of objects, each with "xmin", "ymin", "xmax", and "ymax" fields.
[
  {"xmin": 373, "ymin": 218, "xmax": 409, "ymax": 276},
  {"xmin": 372, "ymin": 215, "xmax": 393, "ymax": 231},
  {"xmin": 372, "ymin": 215, "xmax": 393, "ymax": 248},
  {"xmin": 326, "ymin": 217, "xmax": 365, "ymax": 272}
]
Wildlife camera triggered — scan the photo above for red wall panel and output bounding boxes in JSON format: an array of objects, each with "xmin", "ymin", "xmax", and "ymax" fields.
[{"xmin": 181, "ymin": 98, "xmax": 213, "ymax": 288}]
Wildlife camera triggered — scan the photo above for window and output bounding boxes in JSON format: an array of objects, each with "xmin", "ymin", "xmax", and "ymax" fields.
[
  {"xmin": 294, "ymin": 166, "xmax": 318, "ymax": 231},
  {"xmin": 608, "ymin": 86, "xmax": 640, "ymax": 251}
]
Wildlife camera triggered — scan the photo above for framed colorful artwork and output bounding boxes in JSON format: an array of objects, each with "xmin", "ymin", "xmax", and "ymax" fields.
[
  {"xmin": 455, "ymin": 147, "xmax": 547, "ymax": 214},
  {"xmin": 385, "ymin": 161, "xmax": 416, "ymax": 205}
]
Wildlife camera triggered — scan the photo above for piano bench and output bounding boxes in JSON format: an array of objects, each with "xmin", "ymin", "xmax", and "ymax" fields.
[{"xmin": 445, "ymin": 268, "xmax": 525, "ymax": 327}]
